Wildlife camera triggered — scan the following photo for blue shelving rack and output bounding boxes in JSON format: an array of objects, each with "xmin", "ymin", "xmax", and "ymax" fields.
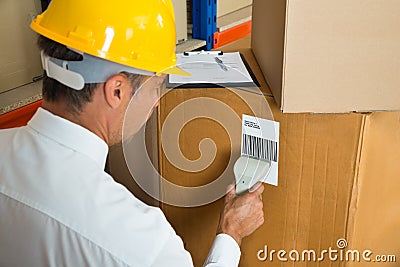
[{"xmin": 192, "ymin": 0, "xmax": 217, "ymax": 50}]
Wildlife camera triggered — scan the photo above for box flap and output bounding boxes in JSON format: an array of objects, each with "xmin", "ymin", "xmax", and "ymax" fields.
[{"xmin": 346, "ymin": 112, "xmax": 400, "ymax": 265}]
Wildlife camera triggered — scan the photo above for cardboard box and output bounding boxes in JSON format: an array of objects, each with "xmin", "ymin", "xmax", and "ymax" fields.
[
  {"xmin": 346, "ymin": 112, "xmax": 400, "ymax": 267},
  {"xmin": 108, "ymin": 38, "xmax": 399, "ymax": 266},
  {"xmin": 0, "ymin": 0, "xmax": 43, "ymax": 93},
  {"xmin": 109, "ymin": 112, "xmax": 160, "ymax": 208},
  {"xmin": 251, "ymin": 0, "xmax": 400, "ymax": 113},
  {"xmin": 217, "ymin": 0, "xmax": 252, "ymax": 18},
  {"xmin": 156, "ymin": 42, "xmax": 400, "ymax": 266},
  {"xmin": 217, "ymin": 5, "xmax": 252, "ymax": 32},
  {"xmin": 172, "ymin": 0, "xmax": 188, "ymax": 44}
]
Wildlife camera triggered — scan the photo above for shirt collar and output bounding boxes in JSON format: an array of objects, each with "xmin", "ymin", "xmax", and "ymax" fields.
[{"xmin": 28, "ymin": 108, "xmax": 109, "ymax": 169}]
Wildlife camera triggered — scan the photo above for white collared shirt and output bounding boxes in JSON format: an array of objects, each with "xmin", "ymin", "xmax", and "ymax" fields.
[{"xmin": 0, "ymin": 108, "xmax": 240, "ymax": 267}]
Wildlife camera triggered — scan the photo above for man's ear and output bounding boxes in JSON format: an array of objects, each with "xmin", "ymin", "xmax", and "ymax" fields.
[{"xmin": 104, "ymin": 74, "xmax": 130, "ymax": 109}]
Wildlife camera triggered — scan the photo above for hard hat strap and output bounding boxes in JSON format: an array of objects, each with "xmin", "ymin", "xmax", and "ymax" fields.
[{"xmin": 41, "ymin": 51, "xmax": 155, "ymax": 90}]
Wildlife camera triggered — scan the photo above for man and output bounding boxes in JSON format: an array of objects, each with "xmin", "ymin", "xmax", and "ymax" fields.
[{"xmin": 0, "ymin": 0, "xmax": 265, "ymax": 266}]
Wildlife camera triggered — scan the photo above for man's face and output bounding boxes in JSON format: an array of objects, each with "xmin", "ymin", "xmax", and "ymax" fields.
[{"xmin": 121, "ymin": 75, "xmax": 166, "ymax": 142}]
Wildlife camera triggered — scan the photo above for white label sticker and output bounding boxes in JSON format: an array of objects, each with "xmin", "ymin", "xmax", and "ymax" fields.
[{"xmin": 241, "ymin": 114, "xmax": 280, "ymax": 186}]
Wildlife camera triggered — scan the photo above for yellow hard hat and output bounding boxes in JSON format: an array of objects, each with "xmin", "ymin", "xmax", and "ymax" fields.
[{"xmin": 31, "ymin": 0, "xmax": 189, "ymax": 76}]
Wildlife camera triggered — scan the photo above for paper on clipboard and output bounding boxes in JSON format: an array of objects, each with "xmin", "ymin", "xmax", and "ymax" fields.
[{"xmin": 169, "ymin": 51, "xmax": 254, "ymax": 84}]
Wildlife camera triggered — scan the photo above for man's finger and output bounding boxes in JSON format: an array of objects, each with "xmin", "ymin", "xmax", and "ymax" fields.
[
  {"xmin": 251, "ymin": 183, "xmax": 265, "ymax": 196},
  {"xmin": 249, "ymin": 182, "xmax": 263, "ymax": 193}
]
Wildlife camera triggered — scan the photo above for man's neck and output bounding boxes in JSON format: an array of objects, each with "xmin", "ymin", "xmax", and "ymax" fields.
[{"xmin": 42, "ymin": 100, "xmax": 110, "ymax": 145}]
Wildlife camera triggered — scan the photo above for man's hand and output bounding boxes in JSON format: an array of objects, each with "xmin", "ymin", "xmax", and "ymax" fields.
[{"xmin": 217, "ymin": 183, "xmax": 265, "ymax": 246}]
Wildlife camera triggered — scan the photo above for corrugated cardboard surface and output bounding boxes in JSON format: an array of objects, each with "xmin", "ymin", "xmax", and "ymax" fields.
[
  {"xmin": 346, "ymin": 112, "xmax": 400, "ymax": 267},
  {"xmin": 0, "ymin": 0, "xmax": 43, "ymax": 93},
  {"xmin": 109, "ymin": 112, "xmax": 160, "ymax": 207},
  {"xmin": 251, "ymin": 0, "xmax": 400, "ymax": 113},
  {"xmin": 159, "ymin": 92, "xmax": 364, "ymax": 266},
  {"xmin": 156, "ymin": 41, "xmax": 400, "ymax": 266},
  {"xmin": 171, "ymin": 0, "xmax": 187, "ymax": 44},
  {"xmin": 217, "ymin": 0, "xmax": 252, "ymax": 18}
]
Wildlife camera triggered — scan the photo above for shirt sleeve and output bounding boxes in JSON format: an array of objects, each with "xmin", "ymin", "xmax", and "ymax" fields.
[
  {"xmin": 203, "ymin": 234, "xmax": 241, "ymax": 267},
  {"xmin": 150, "ymin": 230, "xmax": 194, "ymax": 267}
]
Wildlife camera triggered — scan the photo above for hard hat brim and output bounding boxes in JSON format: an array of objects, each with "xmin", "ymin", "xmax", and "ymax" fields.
[{"xmin": 159, "ymin": 66, "xmax": 191, "ymax": 77}]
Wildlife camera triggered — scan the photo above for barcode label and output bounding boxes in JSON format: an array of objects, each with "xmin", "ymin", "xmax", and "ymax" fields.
[{"xmin": 242, "ymin": 134, "xmax": 278, "ymax": 162}]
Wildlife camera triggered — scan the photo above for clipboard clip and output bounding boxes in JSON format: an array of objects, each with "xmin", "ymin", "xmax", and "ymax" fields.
[{"xmin": 183, "ymin": 50, "xmax": 223, "ymax": 56}]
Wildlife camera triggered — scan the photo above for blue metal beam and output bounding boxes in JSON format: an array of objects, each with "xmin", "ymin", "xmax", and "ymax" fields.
[{"xmin": 192, "ymin": 0, "xmax": 217, "ymax": 50}]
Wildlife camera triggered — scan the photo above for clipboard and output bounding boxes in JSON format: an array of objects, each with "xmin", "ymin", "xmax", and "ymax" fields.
[{"xmin": 167, "ymin": 51, "xmax": 260, "ymax": 89}]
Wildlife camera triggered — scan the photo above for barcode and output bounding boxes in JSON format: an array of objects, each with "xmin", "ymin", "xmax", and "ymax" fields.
[{"xmin": 242, "ymin": 134, "xmax": 278, "ymax": 162}]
